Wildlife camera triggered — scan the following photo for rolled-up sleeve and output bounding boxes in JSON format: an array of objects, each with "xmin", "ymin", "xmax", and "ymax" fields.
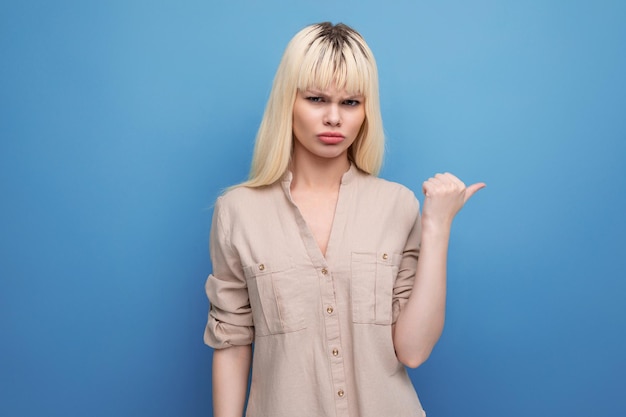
[
  {"xmin": 392, "ymin": 194, "xmax": 421, "ymax": 323},
  {"xmin": 204, "ymin": 197, "xmax": 254, "ymax": 349}
]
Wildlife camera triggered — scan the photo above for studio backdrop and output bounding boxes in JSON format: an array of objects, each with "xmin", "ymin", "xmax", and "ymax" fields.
[{"xmin": 1, "ymin": 1, "xmax": 625, "ymax": 416}]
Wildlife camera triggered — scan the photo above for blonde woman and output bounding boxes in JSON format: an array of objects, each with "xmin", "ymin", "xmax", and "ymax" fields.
[{"xmin": 204, "ymin": 22, "xmax": 484, "ymax": 417}]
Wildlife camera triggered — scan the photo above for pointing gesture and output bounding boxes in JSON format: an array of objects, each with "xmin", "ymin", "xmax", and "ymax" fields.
[
  {"xmin": 394, "ymin": 172, "xmax": 484, "ymax": 366},
  {"xmin": 421, "ymin": 172, "xmax": 485, "ymax": 228}
]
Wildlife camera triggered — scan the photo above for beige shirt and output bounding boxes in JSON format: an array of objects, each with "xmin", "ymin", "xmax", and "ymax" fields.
[{"xmin": 204, "ymin": 165, "xmax": 426, "ymax": 417}]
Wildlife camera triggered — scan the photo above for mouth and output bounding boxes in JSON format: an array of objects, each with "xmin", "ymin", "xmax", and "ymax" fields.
[{"xmin": 317, "ymin": 132, "xmax": 345, "ymax": 145}]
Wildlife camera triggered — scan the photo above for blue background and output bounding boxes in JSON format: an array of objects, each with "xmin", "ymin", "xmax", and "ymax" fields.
[{"xmin": 1, "ymin": 1, "xmax": 625, "ymax": 416}]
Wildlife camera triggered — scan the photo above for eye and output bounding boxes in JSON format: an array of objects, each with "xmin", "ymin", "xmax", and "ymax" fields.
[
  {"xmin": 306, "ymin": 96, "xmax": 324, "ymax": 103},
  {"xmin": 343, "ymin": 99, "xmax": 361, "ymax": 106}
]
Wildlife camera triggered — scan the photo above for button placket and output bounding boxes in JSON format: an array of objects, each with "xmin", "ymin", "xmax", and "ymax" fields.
[
  {"xmin": 318, "ymin": 264, "xmax": 348, "ymax": 415},
  {"xmin": 286, "ymin": 169, "xmax": 353, "ymax": 416}
]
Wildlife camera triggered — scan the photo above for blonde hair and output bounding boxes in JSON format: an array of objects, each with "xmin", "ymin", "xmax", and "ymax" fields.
[{"xmin": 239, "ymin": 22, "xmax": 385, "ymax": 188}]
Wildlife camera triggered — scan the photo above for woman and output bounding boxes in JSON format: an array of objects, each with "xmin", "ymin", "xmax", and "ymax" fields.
[{"xmin": 204, "ymin": 22, "xmax": 484, "ymax": 417}]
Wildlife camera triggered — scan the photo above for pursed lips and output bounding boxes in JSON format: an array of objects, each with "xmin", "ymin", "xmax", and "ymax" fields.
[{"xmin": 317, "ymin": 132, "xmax": 345, "ymax": 144}]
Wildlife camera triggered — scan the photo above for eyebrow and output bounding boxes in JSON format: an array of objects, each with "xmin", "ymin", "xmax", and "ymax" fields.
[{"xmin": 302, "ymin": 89, "xmax": 364, "ymax": 99}]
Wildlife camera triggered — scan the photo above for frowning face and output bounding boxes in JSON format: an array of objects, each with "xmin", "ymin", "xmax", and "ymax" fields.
[{"xmin": 292, "ymin": 85, "xmax": 365, "ymax": 163}]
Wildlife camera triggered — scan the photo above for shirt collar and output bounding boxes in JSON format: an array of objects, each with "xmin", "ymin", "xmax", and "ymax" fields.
[
  {"xmin": 281, "ymin": 162, "xmax": 356, "ymax": 186},
  {"xmin": 280, "ymin": 163, "xmax": 357, "ymax": 201}
]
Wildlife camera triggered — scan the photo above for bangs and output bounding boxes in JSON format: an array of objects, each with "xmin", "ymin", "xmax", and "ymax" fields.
[{"xmin": 296, "ymin": 36, "xmax": 371, "ymax": 96}]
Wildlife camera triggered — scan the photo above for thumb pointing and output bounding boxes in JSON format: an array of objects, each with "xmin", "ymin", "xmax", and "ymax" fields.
[{"xmin": 464, "ymin": 182, "xmax": 486, "ymax": 203}]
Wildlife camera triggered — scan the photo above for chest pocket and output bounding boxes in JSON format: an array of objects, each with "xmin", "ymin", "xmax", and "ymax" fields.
[
  {"xmin": 244, "ymin": 261, "xmax": 306, "ymax": 336},
  {"xmin": 351, "ymin": 252, "xmax": 401, "ymax": 325}
]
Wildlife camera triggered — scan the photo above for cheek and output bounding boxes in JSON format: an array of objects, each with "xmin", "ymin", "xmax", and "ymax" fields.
[
  {"xmin": 293, "ymin": 103, "xmax": 311, "ymax": 128},
  {"xmin": 292, "ymin": 113, "xmax": 307, "ymax": 138},
  {"xmin": 352, "ymin": 111, "xmax": 366, "ymax": 133},
  {"xmin": 292, "ymin": 107, "xmax": 303, "ymax": 136}
]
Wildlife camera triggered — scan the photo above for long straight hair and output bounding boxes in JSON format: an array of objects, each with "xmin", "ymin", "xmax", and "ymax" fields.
[{"xmin": 238, "ymin": 22, "xmax": 385, "ymax": 188}]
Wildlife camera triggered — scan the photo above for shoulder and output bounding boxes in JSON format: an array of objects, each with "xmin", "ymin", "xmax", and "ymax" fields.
[
  {"xmin": 214, "ymin": 183, "xmax": 281, "ymax": 220},
  {"xmin": 358, "ymin": 171, "xmax": 418, "ymax": 204},
  {"xmin": 218, "ymin": 184, "xmax": 270, "ymax": 204},
  {"xmin": 355, "ymin": 170, "xmax": 420, "ymax": 219}
]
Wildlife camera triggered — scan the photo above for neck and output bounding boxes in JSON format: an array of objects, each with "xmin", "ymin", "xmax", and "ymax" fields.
[{"xmin": 290, "ymin": 152, "xmax": 350, "ymax": 191}]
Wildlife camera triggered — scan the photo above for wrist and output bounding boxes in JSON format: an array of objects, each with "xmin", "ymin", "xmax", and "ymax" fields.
[{"xmin": 420, "ymin": 215, "xmax": 453, "ymax": 235}]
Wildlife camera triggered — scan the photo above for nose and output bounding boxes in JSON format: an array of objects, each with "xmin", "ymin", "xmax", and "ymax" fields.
[{"xmin": 324, "ymin": 104, "xmax": 342, "ymax": 127}]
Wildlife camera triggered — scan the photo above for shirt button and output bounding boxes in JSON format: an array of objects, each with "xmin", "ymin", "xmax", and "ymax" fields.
[
  {"xmin": 332, "ymin": 348, "xmax": 339, "ymax": 356},
  {"xmin": 321, "ymin": 268, "xmax": 328, "ymax": 275},
  {"xmin": 258, "ymin": 264, "xmax": 265, "ymax": 271},
  {"xmin": 382, "ymin": 253, "xmax": 389, "ymax": 260},
  {"xmin": 326, "ymin": 306, "xmax": 334, "ymax": 314},
  {"xmin": 337, "ymin": 389, "xmax": 345, "ymax": 398}
]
